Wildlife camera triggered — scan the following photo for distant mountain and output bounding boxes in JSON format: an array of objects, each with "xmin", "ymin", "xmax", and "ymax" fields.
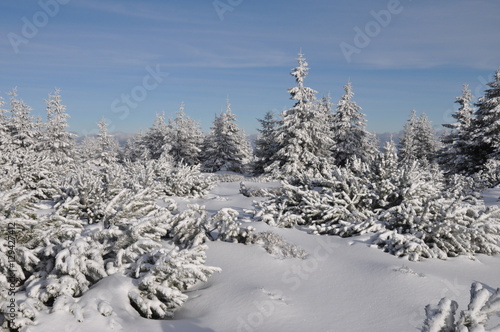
[{"xmin": 75, "ymin": 131, "xmax": 136, "ymax": 146}]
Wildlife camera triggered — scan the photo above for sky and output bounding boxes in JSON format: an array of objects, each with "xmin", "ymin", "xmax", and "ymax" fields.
[{"xmin": 0, "ymin": 0, "xmax": 499, "ymax": 136}]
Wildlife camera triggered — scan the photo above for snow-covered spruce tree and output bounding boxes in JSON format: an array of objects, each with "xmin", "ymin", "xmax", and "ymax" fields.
[
  {"xmin": 119, "ymin": 130, "xmax": 152, "ymax": 163},
  {"xmin": 438, "ymin": 84, "xmax": 476, "ymax": 175},
  {"xmin": 39, "ymin": 89, "xmax": 76, "ymax": 165},
  {"xmin": 253, "ymin": 110, "xmax": 279, "ymax": 175},
  {"xmin": 471, "ymin": 69, "xmax": 500, "ymax": 177},
  {"xmin": 318, "ymin": 93, "xmax": 333, "ymax": 115},
  {"xmin": 399, "ymin": 110, "xmax": 438, "ymax": 166},
  {"xmin": 141, "ymin": 112, "xmax": 171, "ymax": 160},
  {"xmin": 416, "ymin": 113, "xmax": 439, "ymax": 166},
  {"xmin": 371, "ymin": 137, "xmax": 402, "ymax": 210},
  {"xmin": 265, "ymin": 52, "xmax": 333, "ymax": 180},
  {"xmin": 95, "ymin": 118, "xmax": 119, "ymax": 165},
  {"xmin": 201, "ymin": 99, "xmax": 252, "ymax": 173},
  {"xmin": 330, "ymin": 82, "xmax": 378, "ymax": 167},
  {"xmin": 79, "ymin": 118, "xmax": 119, "ymax": 166},
  {"xmin": 0, "ymin": 91, "xmax": 59, "ymax": 198},
  {"xmin": 398, "ymin": 110, "xmax": 419, "ymax": 164},
  {"xmin": 166, "ymin": 103, "xmax": 204, "ymax": 166},
  {"xmin": 422, "ymin": 282, "xmax": 500, "ymax": 332},
  {"xmin": 6, "ymin": 89, "xmax": 40, "ymax": 153}
]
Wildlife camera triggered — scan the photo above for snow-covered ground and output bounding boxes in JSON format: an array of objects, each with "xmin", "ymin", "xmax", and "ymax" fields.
[{"xmin": 30, "ymin": 181, "xmax": 500, "ymax": 332}]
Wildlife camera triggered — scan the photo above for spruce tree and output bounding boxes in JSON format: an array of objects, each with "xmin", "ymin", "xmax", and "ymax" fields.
[
  {"xmin": 471, "ymin": 69, "xmax": 500, "ymax": 169},
  {"xmin": 372, "ymin": 137, "xmax": 401, "ymax": 209},
  {"xmin": 416, "ymin": 113, "xmax": 439, "ymax": 165},
  {"xmin": 167, "ymin": 103, "xmax": 204, "ymax": 166},
  {"xmin": 142, "ymin": 112, "xmax": 171, "ymax": 160},
  {"xmin": 95, "ymin": 117, "xmax": 118, "ymax": 165},
  {"xmin": 266, "ymin": 52, "xmax": 332, "ymax": 179},
  {"xmin": 253, "ymin": 110, "xmax": 279, "ymax": 174},
  {"xmin": 7, "ymin": 88, "xmax": 39, "ymax": 153},
  {"xmin": 399, "ymin": 111, "xmax": 438, "ymax": 166},
  {"xmin": 331, "ymin": 82, "xmax": 376, "ymax": 167},
  {"xmin": 40, "ymin": 89, "xmax": 76, "ymax": 165},
  {"xmin": 399, "ymin": 110, "xmax": 419, "ymax": 164},
  {"xmin": 438, "ymin": 84, "xmax": 475, "ymax": 175},
  {"xmin": 201, "ymin": 99, "xmax": 251, "ymax": 173}
]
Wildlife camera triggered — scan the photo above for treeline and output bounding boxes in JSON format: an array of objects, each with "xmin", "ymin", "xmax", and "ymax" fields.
[{"xmin": 1, "ymin": 54, "xmax": 499, "ymax": 183}]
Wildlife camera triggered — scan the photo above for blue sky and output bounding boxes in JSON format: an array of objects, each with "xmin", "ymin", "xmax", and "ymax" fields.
[{"xmin": 1, "ymin": 0, "xmax": 499, "ymax": 136}]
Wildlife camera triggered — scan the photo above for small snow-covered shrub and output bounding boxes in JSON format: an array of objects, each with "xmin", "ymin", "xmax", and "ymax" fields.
[
  {"xmin": 162, "ymin": 164, "xmax": 213, "ymax": 198},
  {"xmin": 167, "ymin": 204, "xmax": 210, "ymax": 249},
  {"xmin": 0, "ymin": 186, "xmax": 36, "ymax": 219},
  {"xmin": 0, "ymin": 201, "xmax": 222, "ymax": 327},
  {"xmin": 370, "ymin": 161, "xmax": 500, "ymax": 260},
  {"xmin": 254, "ymin": 166, "xmax": 378, "ymax": 237},
  {"xmin": 128, "ymin": 245, "xmax": 220, "ymax": 319},
  {"xmin": 249, "ymin": 231, "xmax": 308, "ymax": 259},
  {"xmin": 210, "ymin": 172, "xmax": 245, "ymax": 183},
  {"xmin": 55, "ymin": 162, "xmax": 166, "ymax": 227},
  {"xmin": 253, "ymin": 181, "xmax": 307, "ymax": 228},
  {"xmin": 209, "ymin": 208, "xmax": 255, "ymax": 243},
  {"xmin": 239, "ymin": 182, "xmax": 277, "ymax": 198},
  {"xmin": 481, "ymin": 158, "xmax": 500, "ymax": 187},
  {"xmin": 374, "ymin": 195, "xmax": 500, "ymax": 260},
  {"xmin": 55, "ymin": 163, "xmax": 126, "ymax": 224},
  {"xmin": 422, "ymin": 282, "xmax": 500, "ymax": 332}
]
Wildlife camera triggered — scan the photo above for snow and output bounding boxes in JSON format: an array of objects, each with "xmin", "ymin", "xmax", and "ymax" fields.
[
  {"xmin": 482, "ymin": 186, "xmax": 500, "ymax": 206},
  {"xmin": 25, "ymin": 182, "xmax": 500, "ymax": 332}
]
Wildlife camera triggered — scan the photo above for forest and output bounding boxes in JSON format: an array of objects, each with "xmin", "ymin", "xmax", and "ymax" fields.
[{"xmin": 1, "ymin": 54, "xmax": 500, "ymax": 331}]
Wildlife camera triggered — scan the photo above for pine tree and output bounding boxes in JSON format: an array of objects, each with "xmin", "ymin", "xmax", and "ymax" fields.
[
  {"xmin": 40, "ymin": 89, "xmax": 76, "ymax": 165},
  {"xmin": 331, "ymin": 82, "xmax": 377, "ymax": 167},
  {"xmin": 167, "ymin": 103, "xmax": 204, "ymax": 166},
  {"xmin": 471, "ymin": 69, "xmax": 500, "ymax": 170},
  {"xmin": 265, "ymin": 52, "xmax": 332, "ymax": 179},
  {"xmin": 438, "ymin": 84, "xmax": 475, "ymax": 175},
  {"xmin": 253, "ymin": 110, "xmax": 279, "ymax": 174},
  {"xmin": 201, "ymin": 99, "xmax": 251, "ymax": 173}
]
